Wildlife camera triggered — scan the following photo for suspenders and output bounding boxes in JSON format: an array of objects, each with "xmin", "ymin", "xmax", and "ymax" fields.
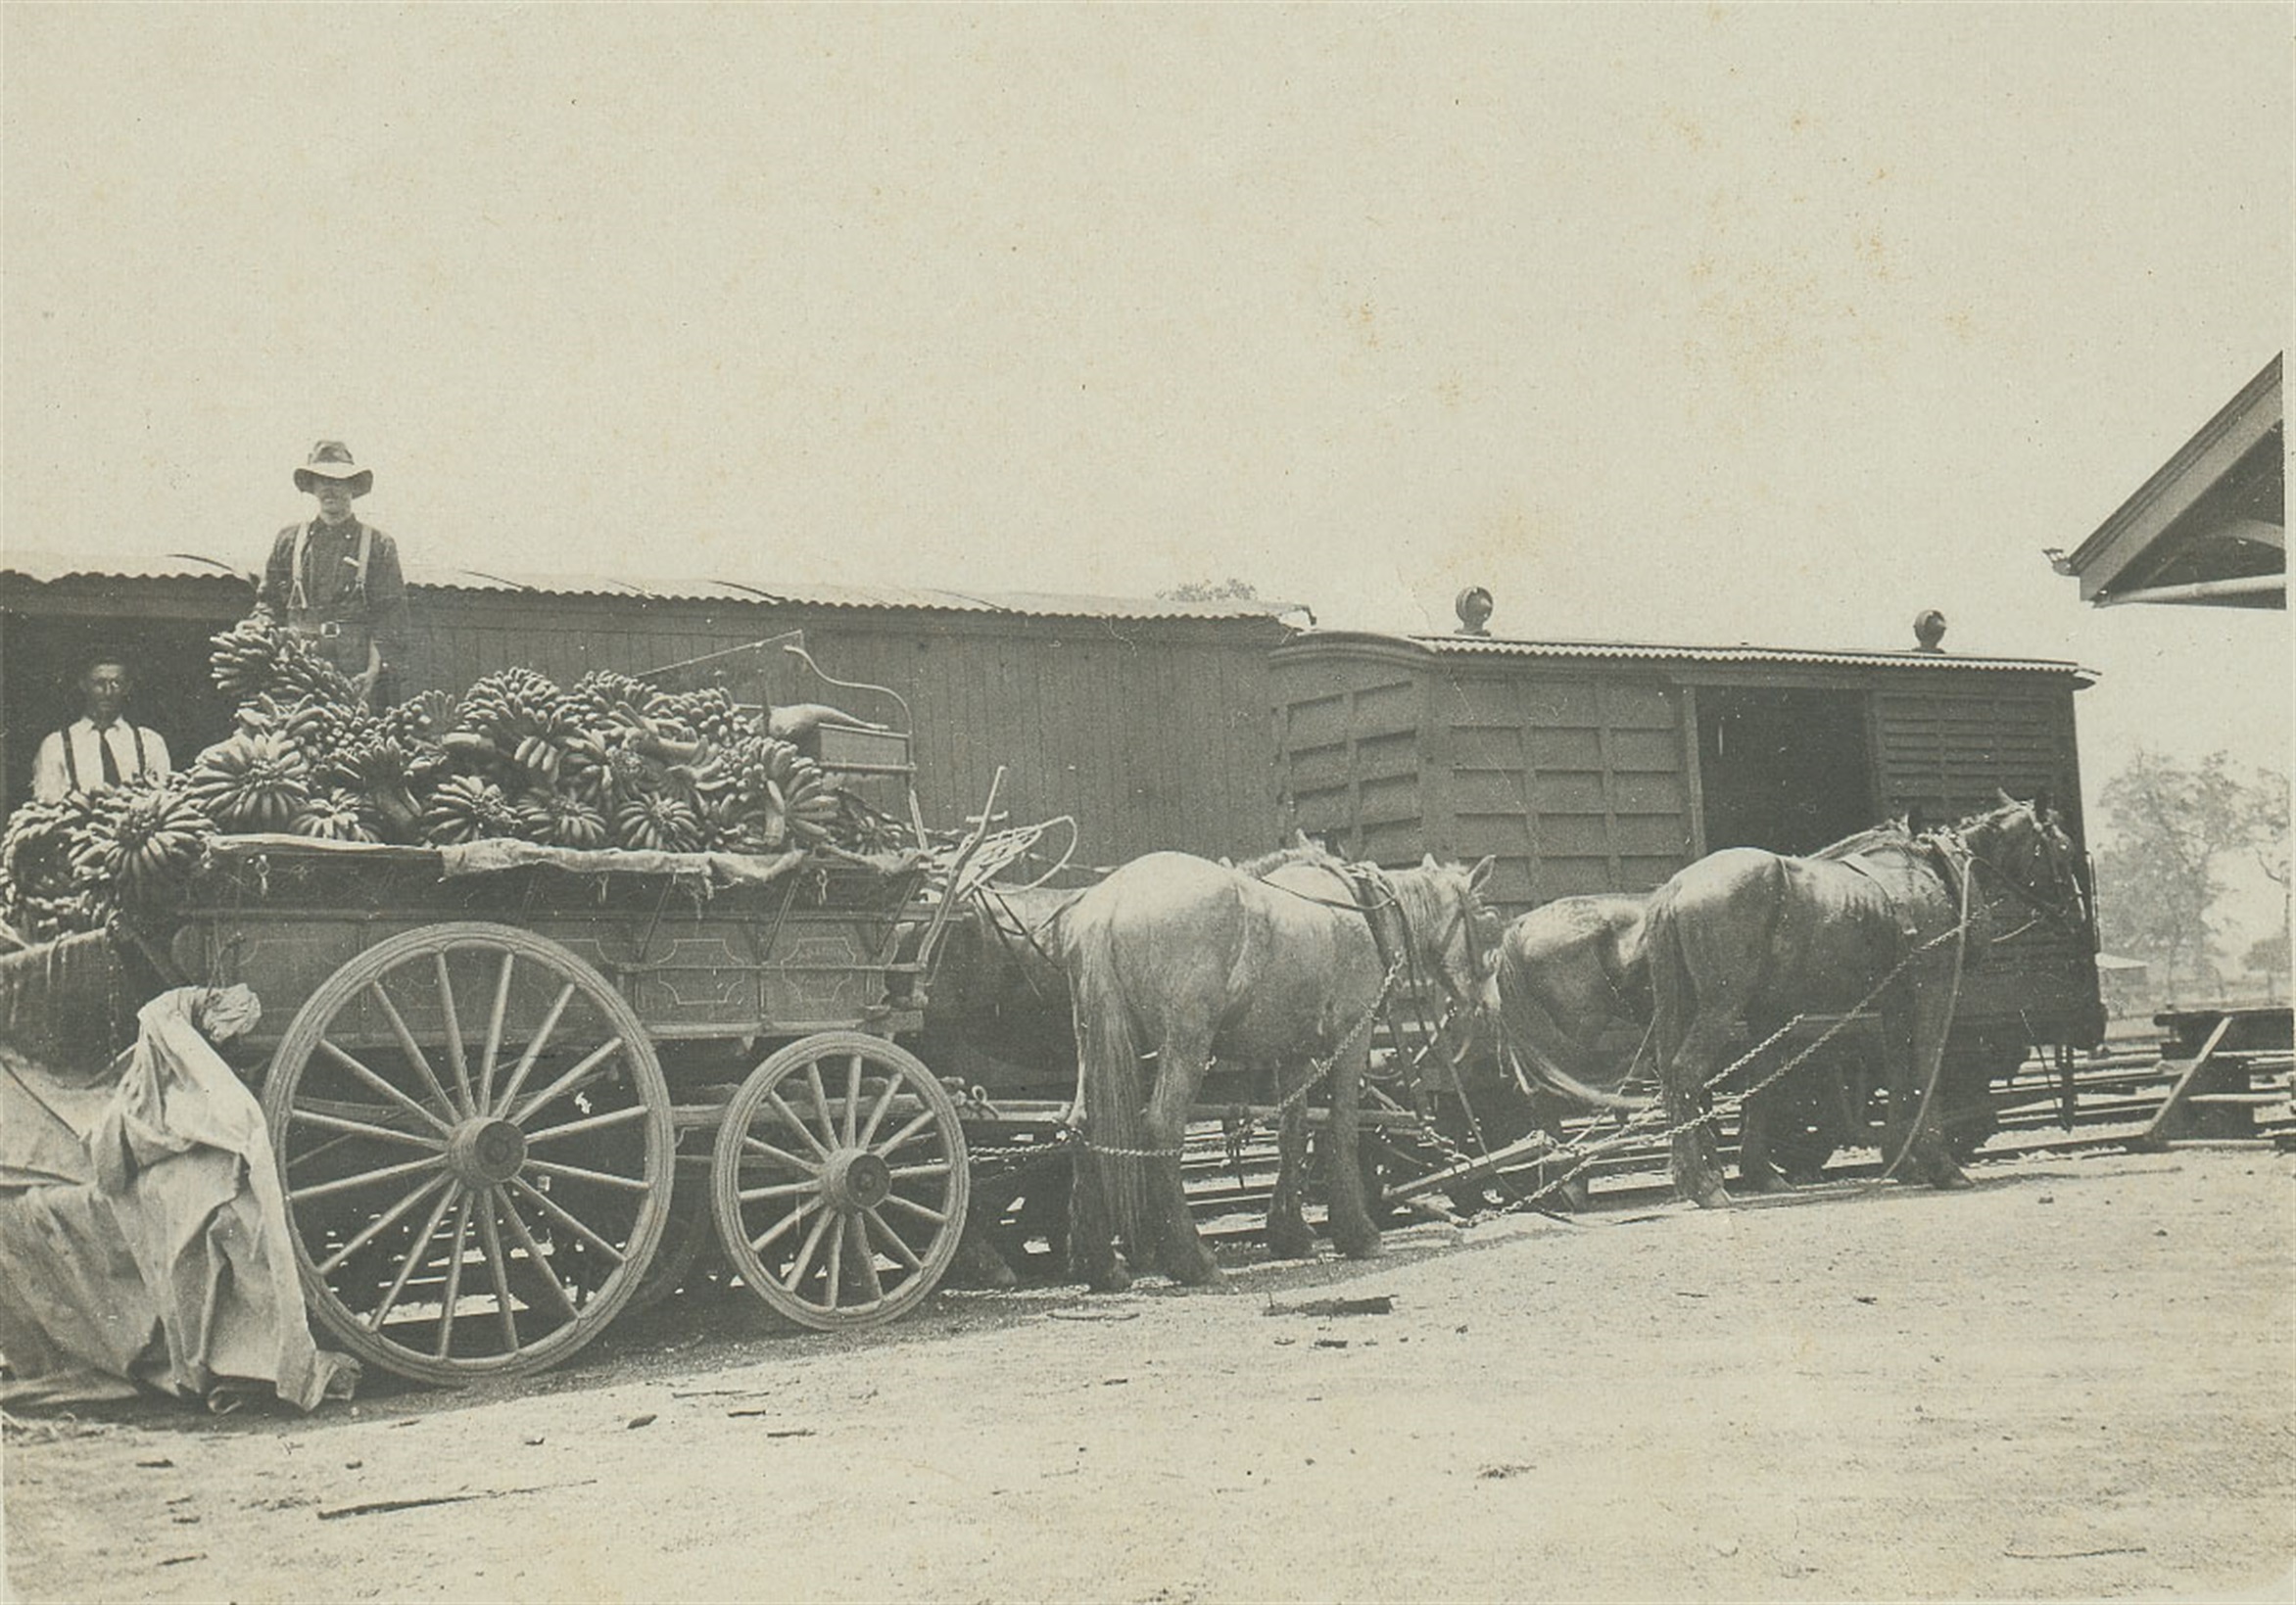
[
  {"xmin": 287, "ymin": 519, "xmax": 374, "ymax": 614},
  {"xmin": 58, "ymin": 724, "xmax": 149, "ymax": 793}
]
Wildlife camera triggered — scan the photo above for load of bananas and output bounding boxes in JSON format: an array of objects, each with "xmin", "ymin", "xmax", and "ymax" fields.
[{"xmin": 2, "ymin": 620, "xmax": 915, "ymax": 942}]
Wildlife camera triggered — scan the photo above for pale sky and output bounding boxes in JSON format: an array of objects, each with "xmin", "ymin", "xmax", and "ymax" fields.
[{"xmin": 4, "ymin": 5, "xmax": 2289, "ymax": 889}]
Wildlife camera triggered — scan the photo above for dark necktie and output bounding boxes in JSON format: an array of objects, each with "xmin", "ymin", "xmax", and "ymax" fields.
[{"xmin": 97, "ymin": 728, "xmax": 121, "ymax": 785}]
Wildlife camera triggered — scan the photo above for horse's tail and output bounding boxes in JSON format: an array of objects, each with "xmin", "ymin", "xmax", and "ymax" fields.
[
  {"xmin": 1644, "ymin": 888, "xmax": 1695, "ymax": 1083},
  {"xmin": 1494, "ymin": 968, "xmax": 1652, "ymax": 1112},
  {"xmin": 1066, "ymin": 903, "xmax": 1155, "ymax": 1255}
]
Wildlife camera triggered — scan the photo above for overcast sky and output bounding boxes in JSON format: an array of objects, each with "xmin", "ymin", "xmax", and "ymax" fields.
[{"xmin": 5, "ymin": 5, "xmax": 2288, "ymax": 877}]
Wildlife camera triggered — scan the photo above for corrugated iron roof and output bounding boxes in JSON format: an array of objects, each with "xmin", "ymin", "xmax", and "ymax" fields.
[
  {"xmin": 1285, "ymin": 629, "xmax": 2092, "ymax": 679},
  {"xmin": 0, "ymin": 547, "xmax": 1308, "ymax": 621}
]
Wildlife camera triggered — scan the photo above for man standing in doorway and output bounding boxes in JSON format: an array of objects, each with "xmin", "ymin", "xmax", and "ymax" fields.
[
  {"xmin": 258, "ymin": 441, "xmax": 409, "ymax": 707},
  {"xmin": 30, "ymin": 651, "xmax": 173, "ymax": 803}
]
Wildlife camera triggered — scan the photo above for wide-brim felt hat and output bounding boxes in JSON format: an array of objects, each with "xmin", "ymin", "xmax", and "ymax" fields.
[{"xmin": 294, "ymin": 440, "xmax": 373, "ymax": 497}]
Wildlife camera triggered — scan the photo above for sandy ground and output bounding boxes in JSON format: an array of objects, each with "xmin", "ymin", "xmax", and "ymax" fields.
[{"xmin": 6, "ymin": 1144, "xmax": 2292, "ymax": 1603}]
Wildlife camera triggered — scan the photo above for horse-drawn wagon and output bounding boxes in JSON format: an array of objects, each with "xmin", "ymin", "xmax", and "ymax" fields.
[{"xmin": 140, "ymin": 821, "xmax": 992, "ymax": 1386}]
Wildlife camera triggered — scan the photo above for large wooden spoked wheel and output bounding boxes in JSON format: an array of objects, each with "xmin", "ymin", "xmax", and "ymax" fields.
[
  {"xmin": 711, "ymin": 1031, "xmax": 970, "ymax": 1331},
  {"xmin": 262, "ymin": 922, "xmax": 674, "ymax": 1385}
]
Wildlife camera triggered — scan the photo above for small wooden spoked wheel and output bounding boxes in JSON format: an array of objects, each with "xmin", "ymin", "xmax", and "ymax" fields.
[{"xmin": 711, "ymin": 1031, "xmax": 970, "ymax": 1331}]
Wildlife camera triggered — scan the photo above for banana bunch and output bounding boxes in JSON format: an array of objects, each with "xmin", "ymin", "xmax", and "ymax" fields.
[
  {"xmin": 71, "ymin": 775, "xmax": 215, "ymax": 903},
  {"xmin": 1, "ymin": 796, "xmax": 105, "ymax": 939},
  {"xmin": 324, "ymin": 733, "xmax": 426, "ymax": 842},
  {"xmin": 209, "ymin": 616, "xmax": 286, "ymax": 699},
  {"xmin": 517, "ymin": 789, "xmax": 611, "ymax": 850},
  {"xmin": 656, "ymin": 685, "xmax": 747, "ymax": 748},
  {"xmin": 614, "ymin": 788, "xmax": 703, "ymax": 853},
  {"xmin": 207, "ymin": 615, "xmax": 359, "ymax": 706},
  {"xmin": 420, "ymin": 775, "xmax": 520, "ymax": 845},
  {"xmin": 292, "ymin": 786, "xmax": 379, "ymax": 843},
  {"xmin": 186, "ymin": 731, "xmax": 312, "ymax": 832}
]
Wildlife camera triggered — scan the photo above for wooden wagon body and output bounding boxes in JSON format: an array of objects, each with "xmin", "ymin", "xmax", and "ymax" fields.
[{"xmin": 151, "ymin": 831, "xmax": 995, "ymax": 1385}]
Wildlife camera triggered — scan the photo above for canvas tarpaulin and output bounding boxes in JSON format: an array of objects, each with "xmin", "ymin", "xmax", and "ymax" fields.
[{"xmin": 0, "ymin": 934, "xmax": 356, "ymax": 1410}]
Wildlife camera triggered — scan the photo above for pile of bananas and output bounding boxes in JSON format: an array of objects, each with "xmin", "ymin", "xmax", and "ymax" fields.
[{"xmin": 3, "ymin": 620, "xmax": 915, "ymax": 938}]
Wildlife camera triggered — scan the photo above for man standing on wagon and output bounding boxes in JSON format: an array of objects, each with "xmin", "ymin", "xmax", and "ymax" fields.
[{"xmin": 258, "ymin": 441, "xmax": 409, "ymax": 708}]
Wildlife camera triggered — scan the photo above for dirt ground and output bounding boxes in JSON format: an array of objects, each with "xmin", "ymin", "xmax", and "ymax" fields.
[{"xmin": 6, "ymin": 1144, "xmax": 2292, "ymax": 1603}]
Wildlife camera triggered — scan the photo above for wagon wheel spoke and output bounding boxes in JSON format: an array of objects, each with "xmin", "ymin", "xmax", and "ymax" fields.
[
  {"xmin": 490, "ymin": 980, "xmax": 578, "ymax": 1117},
  {"xmin": 749, "ymin": 1196, "xmax": 822, "ymax": 1255},
  {"xmin": 876, "ymin": 1192, "xmax": 947, "ymax": 1229},
  {"xmin": 364, "ymin": 1182, "xmax": 463, "ymax": 1331},
  {"xmin": 863, "ymin": 1206, "xmax": 924, "ymax": 1271},
  {"xmin": 524, "ymin": 1104, "xmax": 651, "ymax": 1146},
  {"xmin": 315, "ymin": 1171, "xmax": 452, "ymax": 1276},
  {"xmin": 804, "ymin": 1064, "xmax": 839, "ymax": 1148},
  {"xmin": 316, "ymin": 1039, "xmax": 454, "ymax": 1136},
  {"xmin": 434, "ymin": 953, "xmax": 477, "ymax": 1117},
  {"xmin": 783, "ymin": 1206, "xmax": 837, "ymax": 1295},
  {"xmin": 821, "ymin": 1217, "xmax": 846, "ymax": 1307},
  {"xmin": 289, "ymin": 1107, "xmax": 446, "ymax": 1153},
  {"xmin": 855, "ymin": 1072, "xmax": 902, "ymax": 1148},
  {"xmin": 292, "ymin": 1153, "xmax": 446, "ymax": 1206},
  {"xmin": 508, "ymin": 1037, "xmax": 629, "ymax": 1128},
  {"xmin": 493, "ymin": 1186, "xmax": 580, "ymax": 1322},
  {"xmin": 474, "ymin": 1187, "xmax": 521, "ymax": 1350},
  {"xmin": 846, "ymin": 1213, "xmax": 885, "ymax": 1305},
  {"xmin": 763, "ymin": 1091, "xmax": 833, "ymax": 1161},
  {"xmin": 737, "ymin": 1178, "xmax": 821, "ymax": 1204},
  {"xmin": 368, "ymin": 980, "xmax": 461, "ymax": 1121},
  {"xmin": 507, "ymin": 1176, "xmax": 626, "ymax": 1266},
  {"xmin": 740, "ymin": 1134, "xmax": 821, "ymax": 1174},
  {"xmin": 433, "ymin": 1190, "xmax": 476, "ymax": 1360},
  {"xmin": 874, "ymin": 1109, "xmax": 939, "ymax": 1160},
  {"xmin": 886, "ymin": 1160, "xmax": 951, "ymax": 1181},
  {"xmin": 528, "ymin": 1157, "xmax": 653, "ymax": 1195},
  {"xmin": 477, "ymin": 950, "xmax": 516, "ymax": 1114},
  {"xmin": 842, "ymin": 1054, "xmax": 863, "ymax": 1146}
]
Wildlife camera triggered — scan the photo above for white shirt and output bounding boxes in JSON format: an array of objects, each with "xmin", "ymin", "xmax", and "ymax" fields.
[{"xmin": 30, "ymin": 718, "xmax": 171, "ymax": 803}]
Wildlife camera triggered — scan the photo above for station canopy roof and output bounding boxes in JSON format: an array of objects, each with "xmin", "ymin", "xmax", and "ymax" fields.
[{"xmin": 2052, "ymin": 354, "xmax": 2284, "ymax": 609}]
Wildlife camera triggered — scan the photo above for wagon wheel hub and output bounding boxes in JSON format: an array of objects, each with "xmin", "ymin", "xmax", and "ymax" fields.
[
  {"xmin": 819, "ymin": 1148, "xmax": 892, "ymax": 1212},
  {"xmin": 449, "ymin": 1116, "xmax": 530, "ymax": 1186}
]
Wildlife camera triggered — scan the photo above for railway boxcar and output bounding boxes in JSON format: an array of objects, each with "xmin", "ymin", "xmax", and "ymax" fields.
[{"xmin": 1268, "ymin": 606, "xmax": 2105, "ymax": 1093}]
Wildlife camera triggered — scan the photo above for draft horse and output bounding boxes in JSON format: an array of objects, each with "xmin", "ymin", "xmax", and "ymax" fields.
[
  {"xmin": 1061, "ymin": 846, "xmax": 1496, "ymax": 1289},
  {"xmin": 1647, "ymin": 795, "xmax": 2088, "ymax": 1207}
]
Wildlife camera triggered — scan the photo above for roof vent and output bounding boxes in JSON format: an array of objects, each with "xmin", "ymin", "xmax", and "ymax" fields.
[
  {"xmin": 1913, "ymin": 609, "xmax": 1947, "ymax": 652},
  {"xmin": 1455, "ymin": 586, "xmax": 1494, "ymax": 637}
]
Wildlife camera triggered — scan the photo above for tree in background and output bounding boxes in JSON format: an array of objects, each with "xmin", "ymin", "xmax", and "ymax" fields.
[
  {"xmin": 2242, "ymin": 764, "xmax": 2290, "ymax": 994},
  {"xmin": 2093, "ymin": 749, "xmax": 2276, "ymax": 1003},
  {"xmin": 1157, "ymin": 578, "xmax": 1263, "ymax": 602}
]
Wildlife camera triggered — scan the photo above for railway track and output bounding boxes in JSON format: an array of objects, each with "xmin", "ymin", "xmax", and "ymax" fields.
[{"xmin": 1173, "ymin": 1042, "xmax": 2293, "ymax": 1238}]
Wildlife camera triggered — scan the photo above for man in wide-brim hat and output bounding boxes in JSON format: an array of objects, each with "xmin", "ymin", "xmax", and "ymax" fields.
[{"xmin": 258, "ymin": 441, "xmax": 408, "ymax": 707}]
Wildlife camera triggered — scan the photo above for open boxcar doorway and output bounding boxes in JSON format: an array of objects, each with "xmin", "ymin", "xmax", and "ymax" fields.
[{"xmin": 1696, "ymin": 686, "xmax": 1875, "ymax": 855}]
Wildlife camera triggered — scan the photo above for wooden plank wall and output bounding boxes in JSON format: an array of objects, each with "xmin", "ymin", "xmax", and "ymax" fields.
[
  {"xmin": 1871, "ymin": 679, "xmax": 2098, "ymax": 1039},
  {"xmin": 405, "ymin": 593, "xmax": 1289, "ymax": 872},
  {"xmin": 1275, "ymin": 661, "xmax": 1424, "ymax": 866}
]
